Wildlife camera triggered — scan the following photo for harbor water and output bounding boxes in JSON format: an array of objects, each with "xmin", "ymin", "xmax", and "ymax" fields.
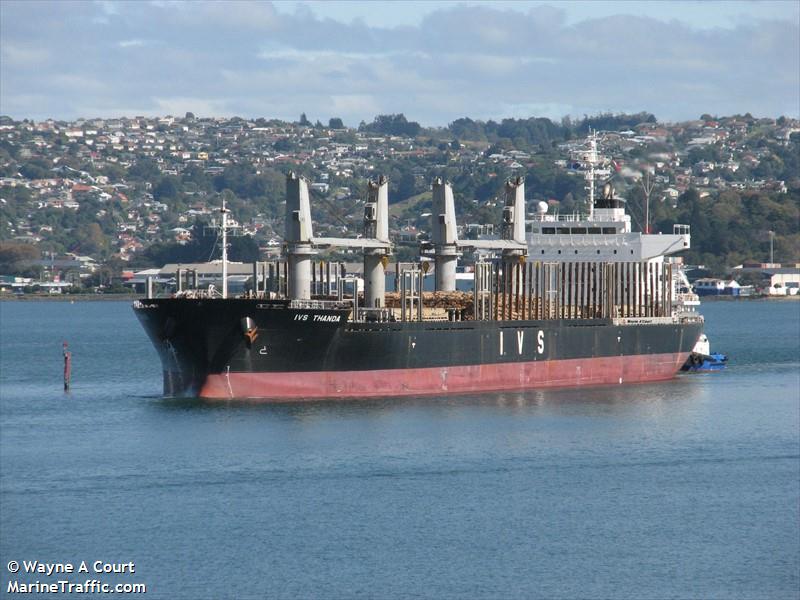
[{"xmin": 1, "ymin": 299, "xmax": 798, "ymax": 599}]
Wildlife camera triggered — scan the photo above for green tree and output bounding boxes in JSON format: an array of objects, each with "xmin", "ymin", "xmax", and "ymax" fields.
[
  {"xmin": 101, "ymin": 163, "xmax": 126, "ymax": 182},
  {"xmin": 0, "ymin": 241, "xmax": 39, "ymax": 273},
  {"xmin": 360, "ymin": 114, "xmax": 421, "ymax": 137},
  {"xmin": 394, "ymin": 171, "xmax": 418, "ymax": 202},
  {"xmin": 19, "ymin": 158, "xmax": 52, "ymax": 180},
  {"xmin": 154, "ymin": 176, "xmax": 181, "ymax": 200},
  {"xmin": 127, "ymin": 158, "xmax": 161, "ymax": 181},
  {"xmin": 73, "ymin": 223, "xmax": 108, "ymax": 256}
]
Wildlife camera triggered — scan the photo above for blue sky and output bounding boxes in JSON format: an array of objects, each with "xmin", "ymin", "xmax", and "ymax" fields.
[{"xmin": 1, "ymin": 1, "xmax": 798, "ymax": 124}]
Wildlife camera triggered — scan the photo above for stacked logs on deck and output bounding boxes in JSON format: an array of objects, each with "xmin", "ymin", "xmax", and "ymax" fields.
[
  {"xmin": 307, "ymin": 260, "xmax": 673, "ymax": 323},
  {"xmin": 492, "ymin": 260, "xmax": 673, "ymax": 321},
  {"xmin": 383, "ymin": 291, "xmax": 475, "ymax": 319}
]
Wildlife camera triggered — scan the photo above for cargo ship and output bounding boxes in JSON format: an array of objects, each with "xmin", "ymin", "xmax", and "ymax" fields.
[{"xmin": 134, "ymin": 167, "xmax": 703, "ymax": 400}]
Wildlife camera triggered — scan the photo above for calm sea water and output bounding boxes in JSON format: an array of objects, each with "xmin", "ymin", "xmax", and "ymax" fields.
[{"xmin": 1, "ymin": 299, "xmax": 798, "ymax": 599}]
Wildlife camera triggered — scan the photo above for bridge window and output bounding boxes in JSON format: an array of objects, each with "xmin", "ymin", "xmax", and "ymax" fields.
[
  {"xmin": 571, "ymin": 227, "xmax": 587, "ymax": 234},
  {"xmin": 602, "ymin": 227, "xmax": 617, "ymax": 234},
  {"xmin": 542, "ymin": 227, "xmax": 556, "ymax": 234},
  {"xmin": 588, "ymin": 227, "xmax": 601, "ymax": 234}
]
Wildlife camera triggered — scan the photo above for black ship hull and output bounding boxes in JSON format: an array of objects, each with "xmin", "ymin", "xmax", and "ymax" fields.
[{"xmin": 134, "ymin": 298, "xmax": 703, "ymax": 400}]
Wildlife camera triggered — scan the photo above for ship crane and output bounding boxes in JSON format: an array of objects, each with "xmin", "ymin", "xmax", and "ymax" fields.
[
  {"xmin": 425, "ymin": 176, "xmax": 527, "ymax": 291},
  {"xmin": 284, "ymin": 172, "xmax": 392, "ymax": 307}
]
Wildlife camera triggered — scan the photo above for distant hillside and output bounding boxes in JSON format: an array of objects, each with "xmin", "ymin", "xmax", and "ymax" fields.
[{"xmin": 0, "ymin": 111, "xmax": 797, "ymax": 282}]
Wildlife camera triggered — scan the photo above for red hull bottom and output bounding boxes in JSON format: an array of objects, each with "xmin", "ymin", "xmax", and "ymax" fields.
[{"xmin": 196, "ymin": 352, "xmax": 689, "ymax": 401}]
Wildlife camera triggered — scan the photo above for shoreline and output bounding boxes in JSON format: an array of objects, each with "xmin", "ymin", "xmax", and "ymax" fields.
[
  {"xmin": 1, "ymin": 293, "xmax": 797, "ymax": 303},
  {"xmin": 0, "ymin": 293, "xmax": 140, "ymax": 302},
  {"xmin": 698, "ymin": 295, "xmax": 799, "ymax": 301}
]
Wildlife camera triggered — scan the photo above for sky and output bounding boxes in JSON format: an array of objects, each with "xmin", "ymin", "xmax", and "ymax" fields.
[{"xmin": 1, "ymin": 0, "xmax": 798, "ymax": 125}]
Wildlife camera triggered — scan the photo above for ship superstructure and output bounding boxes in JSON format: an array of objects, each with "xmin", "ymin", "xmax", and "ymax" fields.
[{"xmin": 526, "ymin": 133, "xmax": 690, "ymax": 262}]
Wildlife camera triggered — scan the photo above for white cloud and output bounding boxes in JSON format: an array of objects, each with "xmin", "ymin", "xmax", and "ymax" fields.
[
  {"xmin": 329, "ymin": 95, "xmax": 381, "ymax": 119},
  {"xmin": 118, "ymin": 39, "xmax": 150, "ymax": 48},
  {"xmin": 152, "ymin": 97, "xmax": 233, "ymax": 117},
  {"xmin": 501, "ymin": 102, "xmax": 574, "ymax": 121},
  {"xmin": 0, "ymin": 1, "xmax": 797, "ymax": 123},
  {"xmin": 1, "ymin": 43, "xmax": 49, "ymax": 67}
]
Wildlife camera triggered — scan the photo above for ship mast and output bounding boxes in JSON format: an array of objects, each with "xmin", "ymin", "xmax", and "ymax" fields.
[
  {"xmin": 587, "ymin": 134, "xmax": 596, "ymax": 220},
  {"xmin": 585, "ymin": 131, "xmax": 603, "ymax": 220},
  {"xmin": 578, "ymin": 131, "xmax": 612, "ymax": 221},
  {"xmin": 220, "ymin": 198, "xmax": 229, "ymax": 299}
]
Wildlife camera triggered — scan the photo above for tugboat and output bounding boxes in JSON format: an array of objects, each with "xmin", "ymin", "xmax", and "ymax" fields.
[{"xmin": 681, "ymin": 333, "xmax": 728, "ymax": 372}]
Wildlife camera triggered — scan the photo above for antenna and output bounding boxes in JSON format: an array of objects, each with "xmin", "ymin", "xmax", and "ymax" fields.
[
  {"xmin": 640, "ymin": 171, "xmax": 656, "ymax": 234},
  {"xmin": 587, "ymin": 130, "xmax": 595, "ymax": 219},
  {"xmin": 574, "ymin": 130, "xmax": 610, "ymax": 220}
]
